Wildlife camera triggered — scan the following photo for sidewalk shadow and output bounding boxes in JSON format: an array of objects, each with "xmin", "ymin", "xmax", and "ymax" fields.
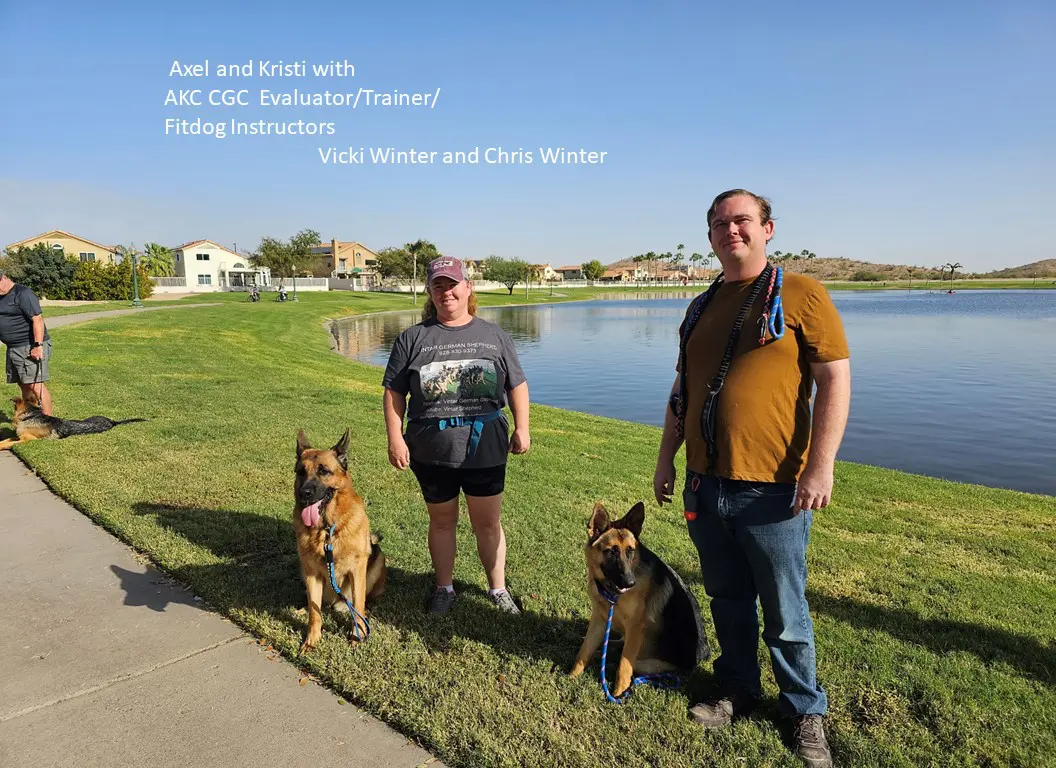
[
  {"xmin": 128, "ymin": 500, "xmax": 715, "ymax": 688},
  {"xmin": 108, "ymin": 564, "xmax": 201, "ymax": 612},
  {"xmin": 807, "ymin": 590, "xmax": 1055, "ymax": 688}
]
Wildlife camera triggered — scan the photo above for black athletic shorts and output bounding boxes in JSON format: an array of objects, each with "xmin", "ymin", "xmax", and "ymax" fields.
[{"xmin": 409, "ymin": 461, "xmax": 507, "ymax": 504}]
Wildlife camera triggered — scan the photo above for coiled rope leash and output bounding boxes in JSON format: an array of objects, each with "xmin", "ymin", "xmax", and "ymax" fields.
[{"xmin": 758, "ymin": 265, "xmax": 785, "ymax": 344}]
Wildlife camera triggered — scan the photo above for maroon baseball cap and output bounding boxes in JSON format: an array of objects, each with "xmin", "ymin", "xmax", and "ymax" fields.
[{"xmin": 426, "ymin": 257, "xmax": 467, "ymax": 286}]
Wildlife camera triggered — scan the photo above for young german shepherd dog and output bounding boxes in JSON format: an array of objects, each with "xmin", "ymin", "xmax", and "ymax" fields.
[
  {"xmin": 570, "ymin": 501, "xmax": 709, "ymax": 697},
  {"xmin": 0, "ymin": 391, "xmax": 146, "ymax": 450},
  {"xmin": 293, "ymin": 428, "xmax": 386, "ymax": 653}
]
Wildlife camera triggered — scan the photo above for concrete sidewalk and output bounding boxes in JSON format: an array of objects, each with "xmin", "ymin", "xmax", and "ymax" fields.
[{"xmin": 0, "ymin": 453, "xmax": 445, "ymax": 768}]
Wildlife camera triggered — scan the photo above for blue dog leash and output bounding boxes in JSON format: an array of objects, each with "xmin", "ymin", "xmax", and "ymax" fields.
[
  {"xmin": 324, "ymin": 523, "xmax": 371, "ymax": 642},
  {"xmin": 596, "ymin": 584, "xmax": 685, "ymax": 704}
]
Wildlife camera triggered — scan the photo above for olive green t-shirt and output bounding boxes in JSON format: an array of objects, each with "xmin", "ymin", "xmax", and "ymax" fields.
[{"xmin": 677, "ymin": 272, "xmax": 849, "ymax": 483}]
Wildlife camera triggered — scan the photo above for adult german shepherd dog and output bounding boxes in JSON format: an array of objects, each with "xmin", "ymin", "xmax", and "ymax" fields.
[
  {"xmin": 0, "ymin": 392, "xmax": 146, "ymax": 450},
  {"xmin": 570, "ymin": 501, "xmax": 709, "ymax": 697},
  {"xmin": 293, "ymin": 428, "xmax": 386, "ymax": 653}
]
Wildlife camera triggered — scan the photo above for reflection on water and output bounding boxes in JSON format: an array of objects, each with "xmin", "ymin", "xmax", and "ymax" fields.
[{"xmin": 333, "ymin": 290, "xmax": 1056, "ymax": 496}]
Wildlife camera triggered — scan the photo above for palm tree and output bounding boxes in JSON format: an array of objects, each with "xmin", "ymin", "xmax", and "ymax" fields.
[
  {"xmin": 405, "ymin": 239, "xmax": 439, "ymax": 304},
  {"xmin": 705, "ymin": 251, "xmax": 716, "ymax": 282},
  {"xmin": 140, "ymin": 242, "xmax": 175, "ymax": 277},
  {"xmin": 946, "ymin": 261, "xmax": 963, "ymax": 290},
  {"xmin": 690, "ymin": 252, "xmax": 703, "ymax": 282},
  {"xmin": 645, "ymin": 251, "xmax": 658, "ymax": 283},
  {"xmin": 671, "ymin": 244, "xmax": 686, "ymax": 279}
]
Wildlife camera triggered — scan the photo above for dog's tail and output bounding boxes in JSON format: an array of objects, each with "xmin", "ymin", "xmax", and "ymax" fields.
[
  {"xmin": 369, "ymin": 531, "xmax": 384, "ymax": 556},
  {"xmin": 111, "ymin": 418, "xmax": 148, "ymax": 426}
]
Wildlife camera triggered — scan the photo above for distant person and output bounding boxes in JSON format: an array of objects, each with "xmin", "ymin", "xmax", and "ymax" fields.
[
  {"xmin": 382, "ymin": 256, "xmax": 531, "ymax": 616},
  {"xmin": 0, "ymin": 271, "xmax": 53, "ymax": 415},
  {"xmin": 653, "ymin": 189, "xmax": 850, "ymax": 768}
]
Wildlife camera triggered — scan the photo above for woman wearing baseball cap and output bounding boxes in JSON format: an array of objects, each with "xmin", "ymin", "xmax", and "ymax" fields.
[{"xmin": 382, "ymin": 256, "xmax": 531, "ymax": 615}]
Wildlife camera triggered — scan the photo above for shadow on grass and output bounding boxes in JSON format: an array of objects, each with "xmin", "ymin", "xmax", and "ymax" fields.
[
  {"xmin": 807, "ymin": 590, "xmax": 1055, "ymax": 688},
  {"xmin": 130, "ymin": 501, "xmax": 614, "ymax": 674},
  {"xmin": 661, "ymin": 557, "xmax": 1055, "ymax": 689}
]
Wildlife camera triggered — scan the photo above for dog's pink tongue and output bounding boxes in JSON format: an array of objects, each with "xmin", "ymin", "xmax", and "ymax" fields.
[{"xmin": 301, "ymin": 499, "xmax": 323, "ymax": 528}]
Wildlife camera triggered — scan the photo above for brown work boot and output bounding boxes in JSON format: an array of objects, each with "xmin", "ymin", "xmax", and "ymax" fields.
[
  {"xmin": 792, "ymin": 715, "xmax": 832, "ymax": 767},
  {"xmin": 688, "ymin": 690, "xmax": 759, "ymax": 729}
]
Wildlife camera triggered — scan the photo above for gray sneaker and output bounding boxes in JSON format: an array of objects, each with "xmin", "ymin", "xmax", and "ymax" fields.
[
  {"xmin": 490, "ymin": 589, "xmax": 521, "ymax": 615},
  {"xmin": 792, "ymin": 715, "xmax": 832, "ymax": 768},
  {"xmin": 427, "ymin": 588, "xmax": 457, "ymax": 614},
  {"xmin": 688, "ymin": 690, "xmax": 759, "ymax": 729}
]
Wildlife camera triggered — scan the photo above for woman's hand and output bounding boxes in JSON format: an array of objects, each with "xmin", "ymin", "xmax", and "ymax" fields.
[
  {"xmin": 388, "ymin": 436, "xmax": 410, "ymax": 469},
  {"xmin": 510, "ymin": 428, "xmax": 531, "ymax": 455}
]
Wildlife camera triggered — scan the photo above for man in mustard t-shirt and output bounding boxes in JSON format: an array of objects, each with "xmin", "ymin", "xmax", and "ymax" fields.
[{"xmin": 653, "ymin": 189, "xmax": 851, "ymax": 768}]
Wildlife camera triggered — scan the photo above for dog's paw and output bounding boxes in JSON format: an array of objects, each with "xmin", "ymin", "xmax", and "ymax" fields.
[
  {"xmin": 569, "ymin": 661, "xmax": 586, "ymax": 679},
  {"xmin": 298, "ymin": 639, "xmax": 316, "ymax": 655},
  {"xmin": 614, "ymin": 673, "xmax": 632, "ymax": 697}
]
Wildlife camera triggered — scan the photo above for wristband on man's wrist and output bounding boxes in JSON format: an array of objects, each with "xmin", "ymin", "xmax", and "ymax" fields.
[{"xmin": 30, "ymin": 341, "xmax": 42, "ymax": 349}]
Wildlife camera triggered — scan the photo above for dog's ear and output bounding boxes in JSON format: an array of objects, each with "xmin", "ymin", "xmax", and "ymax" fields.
[
  {"xmin": 296, "ymin": 429, "xmax": 312, "ymax": 457},
  {"xmin": 588, "ymin": 502, "xmax": 611, "ymax": 543},
  {"xmin": 331, "ymin": 428, "xmax": 350, "ymax": 470},
  {"xmin": 613, "ymin": 501, "xmax": 645, "ymax": 539}
]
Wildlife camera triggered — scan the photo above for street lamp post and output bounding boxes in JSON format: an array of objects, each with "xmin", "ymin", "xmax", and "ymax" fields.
[{"xmin": 131, "ymin": 254, "xmax": 143, "ymax": 308}]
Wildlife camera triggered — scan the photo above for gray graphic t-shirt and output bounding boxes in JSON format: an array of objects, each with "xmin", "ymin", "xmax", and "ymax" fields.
[{"xmin": 382, "ymin": 316, "xmax": 526, "ymax": 468}]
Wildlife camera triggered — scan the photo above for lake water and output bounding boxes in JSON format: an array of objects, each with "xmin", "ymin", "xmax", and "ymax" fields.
[{"xmin": 333, "ymin": 290, "xmax": 1056, "ymax": 497}]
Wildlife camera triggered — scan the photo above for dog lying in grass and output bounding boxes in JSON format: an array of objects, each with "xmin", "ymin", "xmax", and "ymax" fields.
[
  {"xmin": 0, "ymin": 392, "xmax": 146, "ymax": 450},
  {"xmin": 570, "ymin": 501, "xmax": 710, "ymax": 697}
]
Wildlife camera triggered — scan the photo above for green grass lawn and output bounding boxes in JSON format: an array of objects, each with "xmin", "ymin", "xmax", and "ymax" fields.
[{"xmin": 8, "ymin": 291, "xmax": 1055, "ymax": 767}]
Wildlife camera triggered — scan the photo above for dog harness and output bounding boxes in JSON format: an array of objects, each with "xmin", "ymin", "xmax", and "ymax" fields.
[
  {"xmin": 669, "ymin": 264, "xmax": 785, "ymax": 472},
  {"xmin": 595, "ymin": 582, "xmax": 685, "ymax": 704}
]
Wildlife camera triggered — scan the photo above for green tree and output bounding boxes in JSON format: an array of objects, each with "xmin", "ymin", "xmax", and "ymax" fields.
[
  {"xmin": 289, "ymin": 229, "xmax": 322, "ymax": 276},
  {"xmin": 375, "ymin": 246, "xmax": 414, "ymax": 280},
  {"xmin": 250, "ymin": 229, "xmax": 321, "ymax": 281},
  {"xmin": 581, "ymin": 259, "xmax": 605, "ymax": 282},
  {"xmin": 139, "ymin": 242, "xmax": 176, "ymax": 277},
  {"xmin": 9, "ymin": 243, "xmax": 77, "ymax": 299},
  {"xmin": 483, "ymin": 256, "xmax": 530, "ymax": 295}
]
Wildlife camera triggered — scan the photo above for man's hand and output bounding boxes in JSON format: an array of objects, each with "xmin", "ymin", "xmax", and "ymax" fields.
[
  {"xmin": 29, "ymin": 346, "xmax": 43, "ymax": 362},
  {"xmin": 387, "ymin": 436, "xmax": 410, "ymax": 470},
  {"xmin": 795, "ymin": 462, "xmax": 834, "ymax": 514},
  {"xmin": 653, "ymin": 460, "xmax": 676, "ymax": 506},
  {"xmin": 510, "ymin": 428, "xmax": 530, "ymax": 455}
]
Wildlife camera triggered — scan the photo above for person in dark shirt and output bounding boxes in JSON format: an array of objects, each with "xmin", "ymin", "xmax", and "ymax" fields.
[
  {"xmin": 0, "ymin": 271, "xmax": 54, "ymax": 415},
  {"xmin": 383, "ymin": 257, "xmax": 531, "ymax": 616}
]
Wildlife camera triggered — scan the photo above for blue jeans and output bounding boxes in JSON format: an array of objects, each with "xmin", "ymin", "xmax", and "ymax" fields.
[{"xmin": 683, "ymin": 469, "xmax": 827, "ymax": 717}]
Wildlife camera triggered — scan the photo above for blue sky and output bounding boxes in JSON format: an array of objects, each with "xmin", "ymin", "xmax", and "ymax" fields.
[{"xmin": 1, "ymin": 1, "xmax": 1053, "ymax": 271}]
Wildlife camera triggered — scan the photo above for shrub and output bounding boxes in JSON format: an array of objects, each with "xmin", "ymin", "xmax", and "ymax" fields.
[
  {"xmin": 8, "ymin": 244, "xmax": 77, "ymax": 299},
  {"xmin": 851, "ymin": 270, "xmax": 884, "ymax": 282},
  {"xmin": 69, "ymin": 259, "xmax": 154, "ymax": 300}
]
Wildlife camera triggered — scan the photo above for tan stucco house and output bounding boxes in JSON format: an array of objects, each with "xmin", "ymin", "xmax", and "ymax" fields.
[
  {"xmin": 5, "ymin": 230, "xmax": 121, "ymax": 264},
  {"xmin": 308, "ymin": 239, "xmax": 380, "ymax": 279}
]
